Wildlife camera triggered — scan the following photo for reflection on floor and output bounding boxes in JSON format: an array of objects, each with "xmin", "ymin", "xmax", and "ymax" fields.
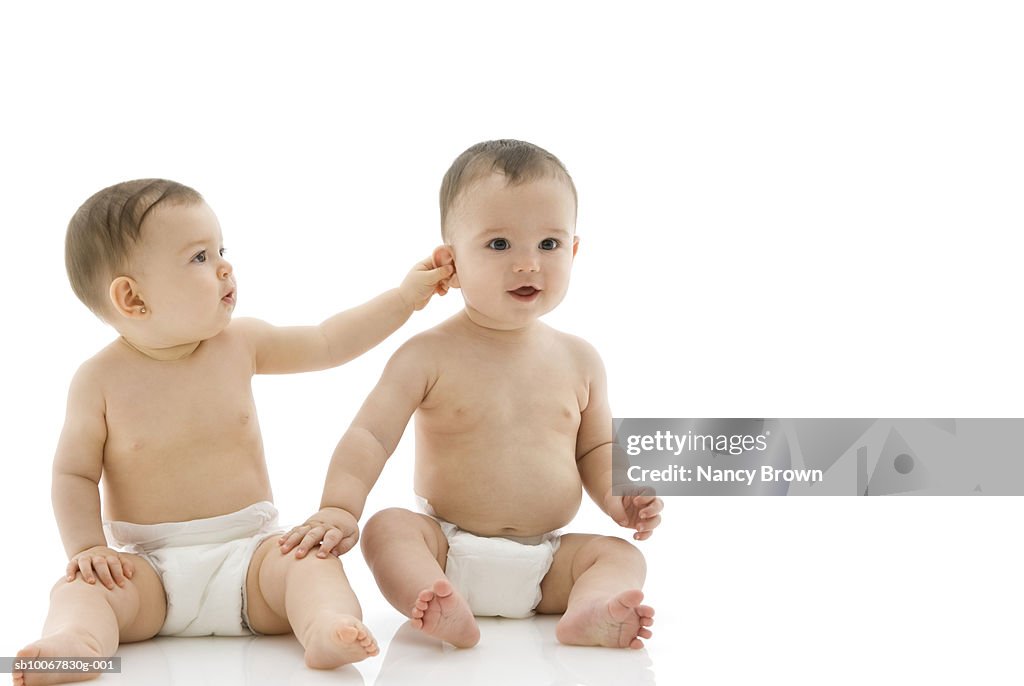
[
  {"xmin": 103, "ymin": 615, "xmax": 655, "ymax": 685},
  {"xmin": 377, "ymin": 618, "xmax": 654, "ymax": 686}
]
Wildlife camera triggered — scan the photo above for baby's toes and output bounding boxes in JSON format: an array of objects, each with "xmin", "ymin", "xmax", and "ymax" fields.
[{"xmin": 337, "ymin": 625, "xmax": 360, "ymax": 642}]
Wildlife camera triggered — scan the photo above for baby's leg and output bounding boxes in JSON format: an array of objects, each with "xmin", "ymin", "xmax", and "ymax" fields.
[
  {"xmin": 361, "ymin": 508, "xmax": 479, "ymax": 648},
  {"xmin": 537, "ymin": 534, "xmax": 654, "ymax": 649},
  {"xmin": 15, "ymin": 554, "xmax": 165, "ymax": 686},
  {"xmin": 244, "ymin": 538, "xmax": 377, "ymax": 669}
]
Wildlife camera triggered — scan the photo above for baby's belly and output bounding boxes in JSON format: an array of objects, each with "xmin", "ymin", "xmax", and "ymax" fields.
[
  {"xmin": 415, "ymin": 447, "xmax": 583, "ymax": 537},
  {"xmin": 102, "ymin": 448, "xmax": 273, "ymax": 525}
]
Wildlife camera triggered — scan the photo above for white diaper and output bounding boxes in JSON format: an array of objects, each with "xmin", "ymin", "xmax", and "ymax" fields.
[
  {"xmin": 417, "ymin": 497, "xmax": 561, "ymax": 619},
  {"xmin": 104, "ymin": 501, "xmax": 282, "ymax": 637}
]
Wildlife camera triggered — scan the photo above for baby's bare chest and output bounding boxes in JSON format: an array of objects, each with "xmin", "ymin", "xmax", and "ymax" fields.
[
  {"xmin": 423, "ymin": 354, "xmax": 584, "ymax": 433},
  {"xmin": 103, "ymin": 361, "xmax": 258, "ymax": 455}
]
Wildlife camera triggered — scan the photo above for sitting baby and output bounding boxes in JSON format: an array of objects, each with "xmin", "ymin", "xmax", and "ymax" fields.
[
  {"xmin": 281, "ymin": 140, "xmax": 662, "ymax": 649},
  {"xmin": 16, "ymin": 179, "xmax": 450, "ymax": 684}
]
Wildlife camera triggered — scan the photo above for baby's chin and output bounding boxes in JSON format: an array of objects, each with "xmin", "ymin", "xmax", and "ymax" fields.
[{"xmin": 180, "ymin": 317, "xmax": 233, "ymax": 344}]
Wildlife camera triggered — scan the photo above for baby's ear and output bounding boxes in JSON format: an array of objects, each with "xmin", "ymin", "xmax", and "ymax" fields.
[
  {"xmin": 108, "ymin": 276, "xmax": 148, "ymax": 319},
  {"xmin": 432, "ymin": 245, "xmax": 460, "ymax": 290},
  {"xmin": 572, "ymin": 235, "xmax": 580, "ymax": 259}
]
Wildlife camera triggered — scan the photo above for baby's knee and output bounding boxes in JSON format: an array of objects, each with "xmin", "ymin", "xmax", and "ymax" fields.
[
  {"xmin": 361, "ymin": 507, "xmax": 445, "ymax": 562},
  {"xmin": 362, "ymin": 507, "xmax": 416, "ymax": 541},
  {"xmin": 586, "ymin": 536, "xmax": 646, "ymax": 569},
  {"xmin": 48, "ymin": 572, "xmax": 143, "ymax": 612},
  {"xmin": 50, "ymin": 573, "xmax": 111, "ymax": 596}
]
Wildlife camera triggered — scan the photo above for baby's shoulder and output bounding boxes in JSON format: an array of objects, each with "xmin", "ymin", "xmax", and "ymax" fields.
[
  {"xmin": 543, "ymin": 326, "xmax": 604, "ymax": 366},
  {"xmin": 68, "ymin": 342, "xmax": 123, "ymax": 398},
  {"xmin": 82, "ymin": 338, "xmax": 131, "ymax": 372},
  {"xmin": 390, "ymin": 326, "xmax": 448, "ymax": 365},
  {"xmin": 221, "ymin": 317, "xmax": 267, "ymax": 347},
  {"xmin": 212, "ymin": 318, "xmax": 273, "ymax": 359}
]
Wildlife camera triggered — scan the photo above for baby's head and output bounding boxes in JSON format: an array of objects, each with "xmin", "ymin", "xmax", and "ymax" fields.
[
  {"xmin": 66, "ymin": 179, "xmax": 237, "ymax": 346},
  {"xmin": 436, "ymin": 140, "xmax": 579, "ymax": 329}
]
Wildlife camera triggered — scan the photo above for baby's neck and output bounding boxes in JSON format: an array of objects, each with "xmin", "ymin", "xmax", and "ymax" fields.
[
  {"xmin": 119, "ymin": 336, "xmax": 202, "ymax": 361},
  {"xmin": 457, "ymin": 310, "xmax": 540, "ymax": 343}
]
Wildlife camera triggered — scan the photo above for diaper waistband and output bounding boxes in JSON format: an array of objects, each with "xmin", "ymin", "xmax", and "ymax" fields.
[
  {"xmin": 415, "ymin": 494, "xmax": 552, "ymax": 546},
  {"xmin": 414, "ymin": 494, "xmax": 437, "ymax": 517},
  {"xmin": 105, "ymin": 501, "xmax": 279, "ymax": 552}
]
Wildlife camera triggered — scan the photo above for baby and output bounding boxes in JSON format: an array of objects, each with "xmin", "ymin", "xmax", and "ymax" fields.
[
  {"xmin": 280, "ymin": 140, "xmax": 662, "ymax": 649},
  {"xmin": 15, "ymin": 179, "xmax": 451, "ymax": 684}
]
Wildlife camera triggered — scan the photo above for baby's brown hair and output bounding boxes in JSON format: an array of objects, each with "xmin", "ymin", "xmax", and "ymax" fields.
[
  {"xmin": 66, "ymin": 179, "xmax": 203, "ymax": 316},
  {"xmin": 439, "ymin": 140, "xmax": 577, "ymax": 243}
]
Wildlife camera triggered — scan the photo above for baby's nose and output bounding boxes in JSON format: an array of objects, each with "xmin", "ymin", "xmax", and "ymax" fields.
[
  {"xmin": 218, "ymin": 259, "xmax": 233, "ymax": 278},
  {"xmin": 513, "ymin": 257, "xmax": 540, "ymax": 272}
]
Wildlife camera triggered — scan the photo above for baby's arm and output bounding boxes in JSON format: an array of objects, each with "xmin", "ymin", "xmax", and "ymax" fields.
[
  {"xmin": 574, "ymin": 341, "xmax": 663, "ymax": 541},
  {"xmin": 51, "ymin": 364, "xmax": 135, "ymax": 589},
  {"xmin": 237, "ymin": 257, "xmax": 451, "ymax": 375},
  {"xmin": 279, "ymin": 339, "xmax": 433, "ymax": 558}
]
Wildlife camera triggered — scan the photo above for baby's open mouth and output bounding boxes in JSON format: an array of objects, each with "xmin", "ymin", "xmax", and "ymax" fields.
[{"xmin": 508, "ymin": 286, "xmax": 541, "ymax": 300}]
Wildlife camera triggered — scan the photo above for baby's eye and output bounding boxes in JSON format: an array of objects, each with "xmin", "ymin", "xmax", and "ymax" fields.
[
  {"xmin": 192, "ymin": 250, "xmax": 207, "ymax": 263},
  {"xmin": 219, "ymin": 248, "xmax": 227, "ymax": 257},
  {"xmin": 539, "ymin": 238, "xmax": 560, "ymax": 251},
  {"xmin": 487, "ymin": 238, "xmax": 510, "ymax": 251}
]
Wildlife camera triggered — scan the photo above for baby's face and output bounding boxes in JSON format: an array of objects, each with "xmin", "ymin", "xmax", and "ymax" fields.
[
  {"xmin": 126, "ymin": 201, "xmax": 237, "ymax": 344},
  {"xmin": 446, "ymin": 172, "xmax": 578, "ymax": 329}
]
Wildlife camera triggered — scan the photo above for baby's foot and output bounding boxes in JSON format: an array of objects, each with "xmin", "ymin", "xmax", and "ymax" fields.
[
  {"xmin": 409, "ymin": 578, "xmax": 480, "ymax": 648},
  {"xmin": 13, "ymin": 633, "xmax": 104, "ymax": 686},
  {"xmin": 556, "ymin": 589, "xmax": 655, "ymax": 649},
  {"xmin": 301, "ymin": 612, "xmax": 379, "ymax": 669}
]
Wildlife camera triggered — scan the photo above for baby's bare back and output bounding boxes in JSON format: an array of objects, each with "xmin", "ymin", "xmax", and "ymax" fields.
[
  {"xmin": 412, "ymin": 320, "xmax": 590, "ymax": 537},
  {"xmin": 95, "ymin": 327, "xmax": 272, "ymax": 524}
]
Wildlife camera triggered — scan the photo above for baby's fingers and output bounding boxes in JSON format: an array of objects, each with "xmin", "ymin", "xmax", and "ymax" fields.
[
  {"xmin": 105, "ymin": 555, "xmax": 129, "ymax": 588},
  {"xmin": 278, "ymin": 526, "xmax": 310, "ymax": 553},
  {"xmin": 338, "ymin": 529, "xmax": 359, "ymax": 555},
  {"xmin": 639, "ymin": 498, "xmax": 664, "ymax": 519},
  {"xmin": 91, "ymin": 556, "xmax": 116, "ymax": 590},
  {"xmin": 110, "ymin": 554, "xmax": 134, "ymax": 585},
  {"xmin": 74, "ymin": 558, "xmax": 98, "ymax": 585},
  {"xmin": 634, "ymin": 514, "xmax": 662, "ymax": 539},
  {"xmin": 424, "ymin": 264, "xmax": 454, "ymax": 283},
  {"xmin": 413, "ymin": 256, "xmax": 437, "ymax": 271},
  {"xmin": 316, "ymin": 528, "xmax": 345, "ymax": 558},
  {"xmin": 294, "ymin": 527, "xmax": 327, "ymax": 559},
  {"xmin": 121, "ymin": 556, "xmax": 135, "ymax": 580}
]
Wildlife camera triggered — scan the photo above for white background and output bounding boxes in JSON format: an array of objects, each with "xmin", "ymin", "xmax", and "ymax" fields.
[{"xmin": 1, "ymin": 2, "xmax": 1021, "ymax": 684}]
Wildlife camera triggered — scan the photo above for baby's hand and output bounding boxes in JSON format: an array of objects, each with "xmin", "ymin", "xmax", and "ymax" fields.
[
  {"xmin": 66, "ymin": 545, "xmax": 135, "ymax": 590},
  {"xmin": 605, "ymin": 492, "xmax": 664, "ymax": 541},
  {"xmin": 278, "ymin": 507, "xmax": 360, "ymax": 559},
  {"xmin": 399, "ymin": 257, "xmax": 454, "ymax": 311}
]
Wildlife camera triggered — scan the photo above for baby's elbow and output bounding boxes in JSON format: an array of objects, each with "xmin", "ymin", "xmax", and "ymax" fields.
[{"xmin": 51, "ymin": 468, "xmax": 100, "ymax": 492}]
